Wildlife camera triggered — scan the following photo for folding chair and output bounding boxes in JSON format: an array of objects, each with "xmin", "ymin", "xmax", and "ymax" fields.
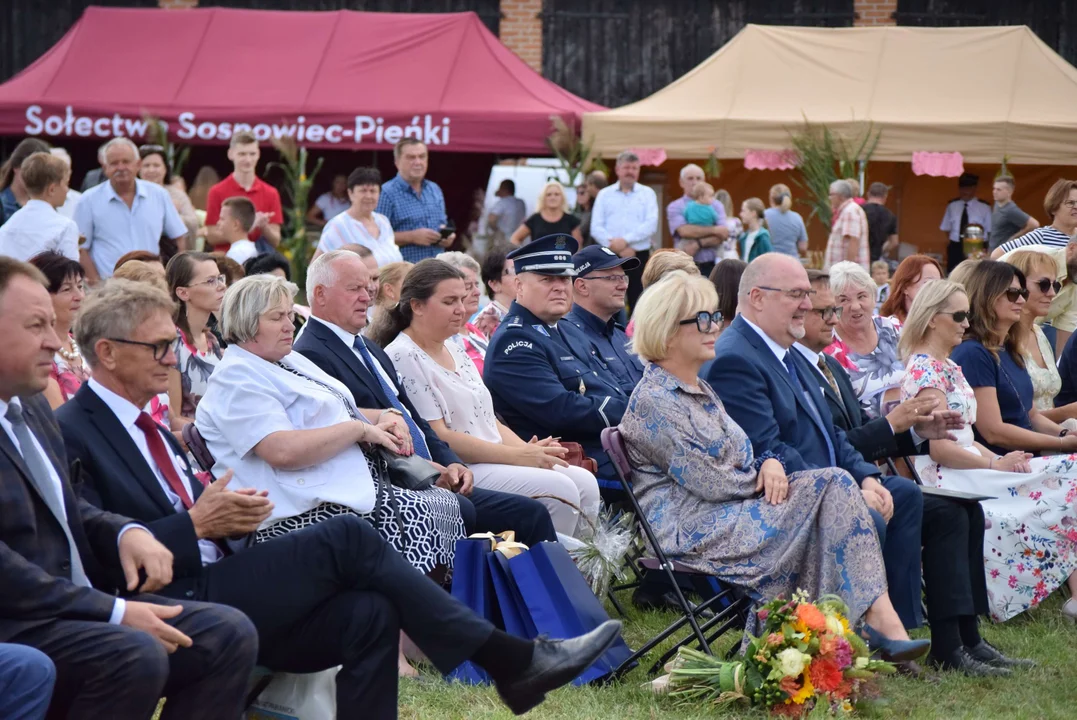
[
  {"xmin": 179, "ymin": 423, "xmax": 274, "ymax": 708},
  {"xmin": 601, "ymin": 427, "xmax": 751, "ymax": 677}
]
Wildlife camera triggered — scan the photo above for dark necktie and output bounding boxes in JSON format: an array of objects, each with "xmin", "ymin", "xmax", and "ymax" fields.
[
  {"xmin": 816, "ymin": 355, "xmax": 842, "ymax": 397},
  {"xmin": 6, "ymin": 403, "xmax": 90, "ymax": 586},
  {"xmin": 134, "ymin": 412, "xmax": 193, "ymax": 509},
  {"xmin": 782, "ymin": 352, "xmax": 836, "ymax": 466},
  {"xmin": 352, "ymin": 337, "xmax": 431, "ymax": 460},
  {"xmin": 959, "ymin": 201, "xmax": 969, "ymax": 238}
]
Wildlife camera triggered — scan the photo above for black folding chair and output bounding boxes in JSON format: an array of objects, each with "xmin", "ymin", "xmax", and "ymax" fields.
[{"xmin": 601, "ymin": 427, "xmax": 751, "ymax": 677}]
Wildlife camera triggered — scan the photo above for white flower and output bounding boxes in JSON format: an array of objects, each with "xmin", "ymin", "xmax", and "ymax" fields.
[
  {"xmin": 777, "ymin": 648, "xmax": 810, "ymax": 677},
  {"xmin": 825, "ymin": 615, "xmax": 844, "ymax": 635},
  {"xmin": 855, "ymin": 657, "xmax": 869, "ymax": 669}
]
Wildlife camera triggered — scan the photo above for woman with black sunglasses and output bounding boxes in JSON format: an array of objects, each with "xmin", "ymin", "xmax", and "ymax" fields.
[
  {"xmin": 899, "ymin": 269, "xmax": 1077, "ymax": 626},
  {"xmin": 1004, "ymin": 250, "xmax": 1077, "ymax": 425}
]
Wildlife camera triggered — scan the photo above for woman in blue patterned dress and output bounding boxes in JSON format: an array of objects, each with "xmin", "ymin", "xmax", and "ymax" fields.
[{"xmin": 620, "ymin": 271, "xmax": 925, "ymax": 650}]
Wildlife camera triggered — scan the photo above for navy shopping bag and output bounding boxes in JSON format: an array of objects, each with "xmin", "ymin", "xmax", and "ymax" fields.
[
  {"xmin": 445, "ymin": 537, "xmax": 497, "ymax": 684},
  {"xmin": 507, "ymin": 542, "xmax": 634, "ymax": 685},
  {"xmin": 488, "ymin": 551, "xmax": 538, "ymax": 640}
]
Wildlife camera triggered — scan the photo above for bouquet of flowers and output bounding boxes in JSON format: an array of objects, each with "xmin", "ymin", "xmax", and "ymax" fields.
[{"xmin": 666, "ymin": 590, "xmax": 895, "ymax": 717}]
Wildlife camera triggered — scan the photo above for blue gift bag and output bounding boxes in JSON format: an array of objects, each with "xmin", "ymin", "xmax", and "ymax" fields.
[
  {"xmin": 507, "ymin": 542, "xmax": 634, "ymax": 684},
  {"xmin": 445, "ymin": 537, "xmax": 496, "ymax": 684},
  {"xmin": 488, "ymin": 551, "xmax": 538, "ymax": 640}
]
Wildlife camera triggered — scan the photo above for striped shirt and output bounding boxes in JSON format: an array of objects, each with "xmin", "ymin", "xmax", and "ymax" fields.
[{"xmin": 995, "ymin": 225, "xmax": 1074, "ymax": 254}]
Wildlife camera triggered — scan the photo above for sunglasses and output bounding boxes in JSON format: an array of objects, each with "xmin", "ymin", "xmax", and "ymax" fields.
[
  {"xmin": 679, "ymin": 311, "xmax": 724, "ymax": 333},
  {"xmin": 939, "ymin": 310, "xmax": 972, "ymax": 323},
  {"xmin": 810, "ymin": 305, "xmax": 843, "ymax": 321},
  {"xmin": 1004, "ymin": 288, "xmax": 1030, "ymax": 303},
  {"xmin": 1033, "ymin": 278, "xmax": 1063, "ymax": 295}
]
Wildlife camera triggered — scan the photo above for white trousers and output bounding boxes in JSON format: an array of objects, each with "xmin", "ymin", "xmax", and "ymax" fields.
[{"xmin": 469, "ymin": 463, "xmax": 601, "ymax": 538}]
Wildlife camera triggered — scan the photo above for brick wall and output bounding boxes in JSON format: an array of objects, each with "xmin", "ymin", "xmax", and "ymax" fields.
[
  {"xmin": 854, "ymin": 0, "xmax": 897, "ymax": 26},
  {"xmin": 500, "ymin": 0, "xmax": 542, "ymax": 73},
  {"xmin": 159, "ymin": 0, "xmax": 198, "ymax": 7}
]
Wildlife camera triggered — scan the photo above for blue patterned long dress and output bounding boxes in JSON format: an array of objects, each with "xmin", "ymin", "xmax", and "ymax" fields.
[{"xmin": 620, "ymin": 364, "xmax": 887, "ymax": 621}]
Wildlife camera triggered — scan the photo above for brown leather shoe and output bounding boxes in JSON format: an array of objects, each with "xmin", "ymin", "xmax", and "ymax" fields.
[{"xmin": 894, "ymin": 659, "xmax": 942, "ymax": 683}]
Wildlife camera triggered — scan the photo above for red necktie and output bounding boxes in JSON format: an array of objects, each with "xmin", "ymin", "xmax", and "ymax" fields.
[{"xmin": 134, "ymin": 412, "xmax": 194, "ymax": 509}]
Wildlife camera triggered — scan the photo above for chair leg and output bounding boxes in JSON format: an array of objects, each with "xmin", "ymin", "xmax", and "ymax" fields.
[
  {"xmin": 607, "ymin": 589, "xmax": 628, "ymax": 618},
  {"xmin": 646, "ymin": 595, "xmax": 746, "ymax": 675}
]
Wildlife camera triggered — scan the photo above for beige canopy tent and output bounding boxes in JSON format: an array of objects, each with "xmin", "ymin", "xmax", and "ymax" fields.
[{"xmin": 582, "ymin": 24, "xmax": 1077, "ymax": 165}]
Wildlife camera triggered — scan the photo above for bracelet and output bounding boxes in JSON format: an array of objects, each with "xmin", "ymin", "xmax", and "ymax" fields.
[{"xmin": 379, "ymin": 408, "xmax": 403, "ymax": 420}]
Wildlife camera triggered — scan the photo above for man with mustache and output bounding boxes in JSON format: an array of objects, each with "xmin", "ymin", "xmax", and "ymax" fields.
[{"xmin": 707, "ymin": 253, "xmax": 926, "ymax": 658}]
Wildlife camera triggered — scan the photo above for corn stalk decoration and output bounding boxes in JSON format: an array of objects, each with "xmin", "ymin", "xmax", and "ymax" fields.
[
  {"xmin": 141, "ymin": 114, "xmax": 191, "ymax": 179},
  {"xmin": 788, "ymin": 120, "xmax": 880, "ymax": 229},
  {"xmin": 546, "ymin": 115, "xmax": 606, "ymax": 188},
  {"xmin": 268, "ymin": 137, "xmax": 323, "ymax": 295}
]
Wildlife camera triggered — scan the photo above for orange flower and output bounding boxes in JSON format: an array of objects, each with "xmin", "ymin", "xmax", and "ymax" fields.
[
  {"xmin": 795, "ymin": 603, "xmax": 828, "ymax": 633},
  {"xmin": 808, "ymin": 658, "xmax": 843, "ymax": 693}
]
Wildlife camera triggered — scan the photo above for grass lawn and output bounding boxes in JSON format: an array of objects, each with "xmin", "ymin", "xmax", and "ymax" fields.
[{"xmin": 400, "ymin": 592, "xmax": 1076, "ymax": 720}]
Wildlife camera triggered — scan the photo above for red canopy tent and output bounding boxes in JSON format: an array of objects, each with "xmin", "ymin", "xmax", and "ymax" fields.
[{"xmin": 0, "ymin": 6, "xmax": 602, "ymax": 154}]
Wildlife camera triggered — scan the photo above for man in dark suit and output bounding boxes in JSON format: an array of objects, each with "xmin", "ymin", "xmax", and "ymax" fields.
[
  {"xmin": 293, "ymin": 249, "xmax": 557, "ymax": 548},
  {"xmin": 795, "ymin": 269, "xmax": 1030, "ymax": 676},
  {"xmin": 59, "ymin": 276, "xmax": 623, "ymax": 718},
  {"xmin": 0, "ymin": 258, "xmax": 258, "ymax": 719},
  {"xmin": 707, "ymin": 254, "xmax": 926, "ymax": 635}
]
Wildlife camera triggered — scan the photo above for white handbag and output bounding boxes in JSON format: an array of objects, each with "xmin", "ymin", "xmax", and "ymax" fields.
[{"xmin": 246, "ymin": 668, "xmax": 339, "ymax": 720}]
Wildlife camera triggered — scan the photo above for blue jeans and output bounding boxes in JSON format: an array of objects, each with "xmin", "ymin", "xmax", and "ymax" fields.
[{"xmin": 0, "ymin": 644, "xmax": 55, "ymax": 720}]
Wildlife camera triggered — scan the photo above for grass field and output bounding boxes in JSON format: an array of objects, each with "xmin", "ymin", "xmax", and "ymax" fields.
[{"xmin": 399, "ymin": 592, "xmax": 1077, "ymax": 720}]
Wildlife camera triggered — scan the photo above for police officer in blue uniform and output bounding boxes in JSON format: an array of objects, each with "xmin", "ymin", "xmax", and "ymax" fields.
[
  {"xmin": 561, "ymin": 246, "xmax": 644, "ymax": 396},
  {"xmin": 484, "ymin": 234, "xmax": 628, "ymax": 497}
]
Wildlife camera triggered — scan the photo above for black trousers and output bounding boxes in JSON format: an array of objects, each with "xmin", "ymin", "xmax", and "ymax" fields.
[
  {"xmin": 183, "ymin": 515, "xmax": 495, "ymax": 720},
  {"xmin": 921, "ymin": 495, "xmax": 989, "ymax": 623},
  {"xmin": 626, "ymin": 249, "xmax": 651, "ymax": 316},
  {"xmin": 10, "ymin": 596, "xmax": 257, "ymax": 720},
  {"xmin": 947, "ymin": 241, "xmax": 965, "ymax": 274},
  {"xmin": 458, "ymin": 486, "xmax": 557, "ymax": 547}
]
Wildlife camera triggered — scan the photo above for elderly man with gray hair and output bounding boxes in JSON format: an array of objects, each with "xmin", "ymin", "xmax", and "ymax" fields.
[
  {"xmin": 666, "ymin": 163, "xmax": 729, "ymax": 277},
  {"xmin": 73, "ymin": 137, "xmax": 187, "ymax": 285},
  {"xmin": 589, "ymin": 150, "xmax": 659, "ymax": 311},
  {"xmin": 823, "ymin": 179, "xmax": 869, "ymax": 272}
]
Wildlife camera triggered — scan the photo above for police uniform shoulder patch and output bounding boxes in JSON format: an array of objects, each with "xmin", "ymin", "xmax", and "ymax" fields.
[{"xmin": 503, "ymin": 340, "xmax": 534, "ymax": 355}]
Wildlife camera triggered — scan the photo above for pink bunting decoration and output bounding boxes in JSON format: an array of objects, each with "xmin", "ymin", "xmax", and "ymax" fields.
[
  {"xmin": 744, "ymin": 149, "xmax": 798, "ymax": 171},
  {"xmin": 911, "ymin": 151, "xmax": 965, "ymax": 177},
  {"xmin": 629, "ymin": 148, "xmax": 667, "ymax": 166}
]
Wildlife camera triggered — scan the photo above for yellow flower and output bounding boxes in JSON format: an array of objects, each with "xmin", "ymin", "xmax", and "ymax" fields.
[
  {"xmin": 300, "ymin": 173, "xmax": 307, "ymax": 182},
  {"xmin": 791, "ymin": 675, "xmax": 814, "ymax": 705}
]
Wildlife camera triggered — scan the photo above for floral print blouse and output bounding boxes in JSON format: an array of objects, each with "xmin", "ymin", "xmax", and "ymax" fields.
[{"xmin": 825, "ymin": 315, "xmax": 904, "ymax": 419}]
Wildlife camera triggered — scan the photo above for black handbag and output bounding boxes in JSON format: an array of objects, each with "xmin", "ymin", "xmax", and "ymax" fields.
[{"xmin": 375, "ymin": 447, "xmax": 440, "ymax": 491}]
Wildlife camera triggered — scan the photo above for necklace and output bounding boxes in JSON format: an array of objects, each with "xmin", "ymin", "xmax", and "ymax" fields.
[{"xmin": 58, "ymin": 338, "xmax": 81, "ymax": 362}]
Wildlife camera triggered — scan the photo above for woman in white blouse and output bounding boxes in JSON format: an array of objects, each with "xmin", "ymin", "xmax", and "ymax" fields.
[
  {"xmin": 195, "ymin": 273, "xmax": 467, "ymax": 575},
  {"xmin": 314, "ymin": 167, "xmax": 403, "ymax": 267},
  {"xmin": 383, "ymin": 259, "xmax": 601, "ymax": 537}
]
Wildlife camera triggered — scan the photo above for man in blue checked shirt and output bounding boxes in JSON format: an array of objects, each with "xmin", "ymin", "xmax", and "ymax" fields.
[{"xmin": 376, "ymin": 138, "xmax": 456, "ymax": 263}]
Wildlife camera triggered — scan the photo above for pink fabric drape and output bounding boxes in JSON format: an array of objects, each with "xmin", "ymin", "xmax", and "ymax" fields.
[
  {"xmin": 744, "ymin": 149, "xmax": 798, "ymax": 171},
  {"xmin": 911, "ymin": 151, "xmax": 965, "ymax": 177}
]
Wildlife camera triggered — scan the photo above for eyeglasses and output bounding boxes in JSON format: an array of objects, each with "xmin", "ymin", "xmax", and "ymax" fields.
[
  {"xmin": 188, "ymin": 275, "xmax": 227, "ymax": 289},
  {"xmin": 939, "ymin": 310, "xmax": 972, "ymax": 323},
  {"xmin": 583, "ymin": 274, "xmax": 628, "ymax": 284},
  {"xmin": 756, "ymin": 286, "xmax": 817, "ymax": 301},
  {"xmin": 1004, "ymin": 288, "xmax": 1030, "ymax": 303},
  {"xmin": 107, "ymin": 337, "xmax": 172, "ymax": 361},
  {"xmin": 1061, "ymin": 200, "xmax": 1077, "ymax": 209},
  {"xmin": 679, "ymin": 311, "xmax": 724, "ymax": 333},
  {"xmin": 810, "ymin": 305, "xmax": 843, "ymax": 321},
  {"xmin": 1033, "ymin": 278, "xmax": 1063, "ymax": 295}
]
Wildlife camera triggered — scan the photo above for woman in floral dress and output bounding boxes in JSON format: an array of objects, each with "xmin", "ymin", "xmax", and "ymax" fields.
[
  {"xmin": 167, "ymin": 252, "xmax": 225, "ymax": 428},
  {"xmin": 825, "ymin": 262, "xmax": 906, "ymax": 418},
  {"xmin": 899, "ymin": 274, "xmax": 1077, "ymax": 622}
]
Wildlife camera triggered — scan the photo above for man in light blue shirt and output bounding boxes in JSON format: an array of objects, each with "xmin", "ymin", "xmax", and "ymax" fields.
[
  {"xmin": 589, "ymin": 150, "xmax": 658, "ymax": 312},
  {"xmin": 74, "ymin": 138, "xmax": 187, "ymax": 284}
]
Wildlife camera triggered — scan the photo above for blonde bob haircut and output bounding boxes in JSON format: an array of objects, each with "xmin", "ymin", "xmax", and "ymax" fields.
[
  {"xmin": 536, "ymin": 180, "xmax": 569, "ymax": 214},
  {"xmin": 1004, "ymin": 249, "xmax": 1060, "ymax": 283},
  {"xmin": 631, "ymin": 271, "xmax": 718, "ymax": 363},
  {"xmin": 641, "ymin": 249, "xmax": 700, "ymax": 289},
  {"xmin": 897, "ymin": 279, "xmax": 967, "ymax": 362},
  {"xmin": 219, "ymin": 273, "xmax": 298, "ymax": 345}
]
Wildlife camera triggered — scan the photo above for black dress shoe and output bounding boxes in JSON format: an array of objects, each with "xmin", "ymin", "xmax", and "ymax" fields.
[
  {"xmin": 495, "ymin": 620, "xmax": 623, "ymax": 715},
  {"xmin": 928, "ymin": 647, "xmax": 1012, "ymax": 677},
  {"xmin": 966, "ymin": 640, "xmax": 1036, "ymax": 669}
]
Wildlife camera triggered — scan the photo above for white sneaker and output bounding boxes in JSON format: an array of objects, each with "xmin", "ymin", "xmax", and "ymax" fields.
[{"xmin": 1062, "ymin": 598, "xmax": 1077, "ymax": 624}]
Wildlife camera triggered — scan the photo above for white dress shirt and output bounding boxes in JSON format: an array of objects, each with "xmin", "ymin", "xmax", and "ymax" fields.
[
  {"xmin": 0, "ymin": 199, "xmax": 80, "ymax": 261},
  {"xmin": 589, "ymin": 182, "xmax": 659, "ymax": 252},
  {"xmin": 0, "ymin": 396, "xmax": 132, "ymax": 623},
  {"xmin": 741, "ymin": 316, "xmax": 790, "ymax": 364},
  {"xmin": 195, "ymin": 344, "xmax": 376, "ymax": 526},
  {"xmin": 57, "ymin": 189, "xmax": 81, "ymax": 220},
  {"xmin": 939, "ymin": 197, "xmax": 992, "ymax": 242},
  {"xmin": 87, "ymin": 380, "xmax": 222, "ymax": 566}
]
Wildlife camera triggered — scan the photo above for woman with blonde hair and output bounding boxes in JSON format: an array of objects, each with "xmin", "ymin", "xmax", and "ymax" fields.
[
  {"xmin": 621, "ymin": 271, "xmax": 927, "ymax": 657},
  {"xmin": 1004, "ymin": 249, "xmax": 1077, "ymax": 424},
  {"xmin": 510, "ymin": 181, "xmax": 582, "ymax": 246},
  {"xmin": 365, "ymin": 260, "xmax": 413, "ymax": 342},
  {"xmin": 900, "ymin": 274, "xmax": 1077, "ymax": 624},
  {"xmin": 737, "ymin": 197, "xmax": 771, "ymax": 262},
  {"xmin": 764, "ymin": 183, "xmax": 808, "ymax": 258}
]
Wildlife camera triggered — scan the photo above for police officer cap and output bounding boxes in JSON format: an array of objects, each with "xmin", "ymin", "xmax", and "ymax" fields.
[
  {"xmin": 958, "ymin": 172, "xmax": 979, "ymax": 188},
  {"xmin": 507, "ymin": 233, "xmax": 578, "ymax": 276},
  {"xmin": 573, "ymin": 245, "xmax": 641, "ymax": 277}
]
